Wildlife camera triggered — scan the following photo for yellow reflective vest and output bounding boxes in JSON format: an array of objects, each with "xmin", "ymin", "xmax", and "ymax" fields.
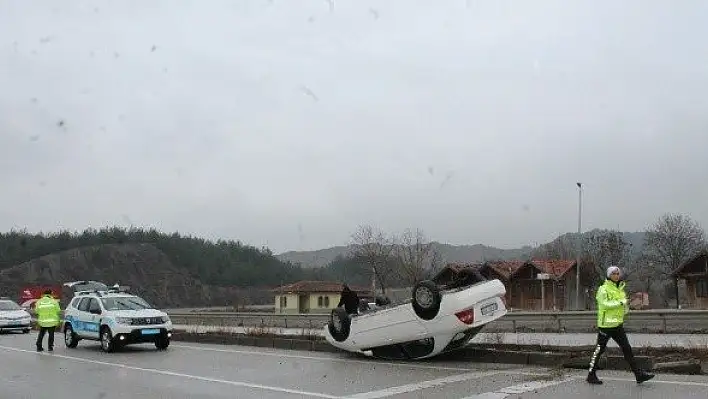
[
  {"xmin": 596, "ymin": 279, "xmax": 629, "ymax": 329},
  {"xmin": 35, "ymin": 295, "xmax": 61, "ymax": 328}
]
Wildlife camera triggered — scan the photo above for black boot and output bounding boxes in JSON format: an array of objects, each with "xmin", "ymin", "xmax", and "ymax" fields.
[
  {"xmin": 635, "ymin": 370, "xmax": 655, "ymax": 384},
  {"xmin": 586, "ymin": 371, "xmax": 603, "ymax": 385}
]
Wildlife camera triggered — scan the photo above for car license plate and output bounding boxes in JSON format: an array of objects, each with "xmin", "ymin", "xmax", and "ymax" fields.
[
  {"xmin": 141, "ymin": 329, "xmax": 160, "ymax": 335},
  {"xmin": 481, "ymin": 302, "xmax": 498, "ymax": 316}
]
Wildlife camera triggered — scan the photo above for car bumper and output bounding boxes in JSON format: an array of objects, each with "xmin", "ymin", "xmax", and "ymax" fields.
[
  {"xmin": 113, "ymin": 327, "xmax": 172, "ymax": 344},
  {"xmin": 0, "ymin": 322, "xmax": 31, "ymax": 330}
]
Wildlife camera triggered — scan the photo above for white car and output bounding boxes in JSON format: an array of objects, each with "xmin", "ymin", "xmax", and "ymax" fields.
[
  {"xmin": 324, "ymin": 271, "xmax": 507, "ymax": 360},
  {"xmin": 0, "ymin": 297, "xmax": 32, "ymax": 334},
  {"xmin": 61, "ymin": 281, "xmax": 173, "ymax": 352}
]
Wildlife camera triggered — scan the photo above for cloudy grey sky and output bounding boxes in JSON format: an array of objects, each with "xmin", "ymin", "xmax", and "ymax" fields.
[{"xmin": 1, "ymin": 0, "xmax": 707, "ymax": 254}]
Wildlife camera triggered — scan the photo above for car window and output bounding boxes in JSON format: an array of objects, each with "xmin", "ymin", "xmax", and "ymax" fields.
[
  {"xmin": 77, "ymin": 298, "xmax": 91, "ymax": 312},
  {"xmin": 0, "ymin": 300, "xmax": 21, "ymax": 311},
  {"xmin": 70, "ymin": 297, "xmax": 81, "ymax": 309},
  {"xmin": 101, "ymin": 296, "xmax": 153, "ymax": 311},
  {"xmin": 88, "ymin": 298, "xmax": 101, "ymax": 312}
]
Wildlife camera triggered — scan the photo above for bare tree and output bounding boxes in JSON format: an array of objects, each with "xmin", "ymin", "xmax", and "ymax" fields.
[
  {"xmin": 349, "ymin": 225, "xmax": 396, "ymax": 296},
  {"xmin": 583, "ymin": 229, "xmax": 633, "ymax": 280},
  {"xmin": 644, "ymin": 213, "xmax": 707, "ymax": 308},
  {"xmin": 532, "ymin": 233, "xmax": 577, "ymax": 260},
  {"xmin": 622, "ymin": 251, "xmax": 662, "ymax": 302},
  {"xmin": 393, "ymin": 228, "xmax": 441, "ymax": 286}
]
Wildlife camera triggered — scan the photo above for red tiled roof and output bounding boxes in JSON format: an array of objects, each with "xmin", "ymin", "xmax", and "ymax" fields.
[
  {"xmin": 271, "ymin": 280, "xmax": 370, "ymax": 294},
  {"xmin": 485, "ymin": 260, "xmax": 525, "ymax": 279},
  {"xmin": 528, "ymin": 259, "xmax": 576, "ymax": 278},
  {"xmin": 444, "ymin": 259, "xmax": 576, "ymax": 280}
]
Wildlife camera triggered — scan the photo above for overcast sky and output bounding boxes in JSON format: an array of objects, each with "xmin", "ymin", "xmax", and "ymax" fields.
[{"xmin": 1, "ymin": 0, "xmax": 707, "ymax": 254}]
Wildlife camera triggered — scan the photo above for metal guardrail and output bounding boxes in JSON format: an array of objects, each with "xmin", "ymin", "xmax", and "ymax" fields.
[{"xmin": 166, "ymin": 309, "xmax": 708, "ymax": 334}]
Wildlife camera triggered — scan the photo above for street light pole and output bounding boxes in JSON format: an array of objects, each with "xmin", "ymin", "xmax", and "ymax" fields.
[{"xmin": 576, "ymin": 182, "xmax": 583, "ymax": 310}]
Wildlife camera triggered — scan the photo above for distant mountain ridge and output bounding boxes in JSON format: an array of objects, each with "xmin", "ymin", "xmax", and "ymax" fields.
[{"xmin": 276, "ymin": 230, "xmax": 648, "ymax": 268}]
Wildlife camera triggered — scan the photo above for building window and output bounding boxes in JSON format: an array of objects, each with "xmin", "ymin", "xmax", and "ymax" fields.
[
  {"xmin": 318, "ymin": 296, "xmax": 323, "ymax": 307},
  {"xmin": 697, "ymin": 279, "xmax": 708, "ymax": 298},
  {"xmin": 324, "ymin": 296, "xmax": 330, "ymax": 307},
  {"xmin": 280, "ymin": 296, "xmax": 287, "ymax": 308}
]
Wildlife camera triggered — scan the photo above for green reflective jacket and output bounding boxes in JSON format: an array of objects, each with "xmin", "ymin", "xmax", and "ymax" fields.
[
  {"xmin": 596, "ymin": 279, "xmax": 629, "ymax": 329},
  {"xmin": 35, "ymin": 295, "xmax": 61, "ymax": 328}
]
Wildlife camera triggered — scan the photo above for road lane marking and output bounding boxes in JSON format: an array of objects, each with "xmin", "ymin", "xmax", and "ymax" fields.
[
  {"xmin": 341, "ymin": 370, "xmax": 503, "ymax": 399},
  {"xmin": 0, "ymin": 345, "xmax": 338, "ymax": 398},
  {"xmin": 171, "ymin": 343, "xmax": 492, "ymax": 372},
  {"xmin": 460, "ymin": 377, "xmax": 580, "ymax": 398},
  {"xmin": 599, "ymin": 376, "xmax": 708, "ymax": 387}
]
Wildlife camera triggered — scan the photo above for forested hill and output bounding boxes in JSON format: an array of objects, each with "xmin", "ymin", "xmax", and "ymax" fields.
[{"xmin": 0, "ymin": 227, "xmax": 327, "ymax": 287}]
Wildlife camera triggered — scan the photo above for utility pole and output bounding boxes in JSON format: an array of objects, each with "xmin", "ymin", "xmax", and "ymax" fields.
[{"xmin": 576, "ymin": 182, "xmax": 583, "ymax": 310}]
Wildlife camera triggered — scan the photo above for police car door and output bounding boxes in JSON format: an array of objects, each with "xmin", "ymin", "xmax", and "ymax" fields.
[
  {"xmin": 71, "ymin": 298, "xmax": 91, "ymax": 338},
  {"xmin": 83, "ymin": 298, "xmax": 103, "ymax": 339}
]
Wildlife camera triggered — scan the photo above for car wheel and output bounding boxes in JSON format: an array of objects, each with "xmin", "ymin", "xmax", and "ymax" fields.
[
  {"xmin": 64, "ymin": 324, "xmax": 79, "ymax": 348},
  {"xmin": 155, "ymin": 337, "xmax": 170, "ymax": 350},
  {"xmin": 22, "ymin": 329, "xmax": 30, "ymax": 334},
  {"xmin": 412, "ymin": 280, "xmax": 441, "ymax": 320},
  {"xmin": 100, "ymin": 326, "xmax": 115, "ymax": 353},
  {"xmin": 328, "ymin": 307, "xmax": 351, "ymax": 342}
]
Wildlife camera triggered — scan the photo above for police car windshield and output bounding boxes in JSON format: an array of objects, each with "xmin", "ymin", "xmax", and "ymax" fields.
[
  {"xmin": 0, "ymin": 300, "xmax": 22, "ymax": 311},
  {"xmin": 101, "ymin": 296, "xmax": 153, "ymax": 311}
]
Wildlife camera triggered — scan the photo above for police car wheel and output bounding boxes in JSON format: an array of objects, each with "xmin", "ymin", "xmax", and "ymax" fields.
[
  {"xmin": 100, "ymin": 327, "xmax": 116, "ymax": 353},
  {"xmin": 155, "ymin": 337, "xmax": 170, "ymax": 350},
  {"xmin": 64, "ymin": 324, "xmax": 79, "ymax": 348}
]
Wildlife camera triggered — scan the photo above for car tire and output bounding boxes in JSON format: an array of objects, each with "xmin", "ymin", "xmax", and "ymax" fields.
[
  {"xmin": 328, "ymin": 307, "xmax": 351, "ymax": 342},
  {"xmin": 100, "ymin": 326, "xmax": 116, "ymax": 353},
  {"xmin": 411, "ymin": 280, "xmax": 441, "ymax": 320},
  {"xmin": 64, "ymin": 324, "xmax": 79, "ymax": 348},
  {"xmin": 155, "ymin": 337, "xmax": 170, "ymax": 350},
  {"xmin": 22, "ymin": 329, "xmax": 30, "ymax": 334}
]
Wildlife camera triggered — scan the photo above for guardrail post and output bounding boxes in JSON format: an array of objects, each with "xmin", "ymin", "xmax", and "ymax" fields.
[{"xmin": 661, "ymin": 313, "xmax": 667, "ymax": 334}]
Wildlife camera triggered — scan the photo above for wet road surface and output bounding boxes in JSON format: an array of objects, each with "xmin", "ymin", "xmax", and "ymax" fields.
[{"xmin": 1, "ymin": 332, "xmax": 707, "ymax": 398}]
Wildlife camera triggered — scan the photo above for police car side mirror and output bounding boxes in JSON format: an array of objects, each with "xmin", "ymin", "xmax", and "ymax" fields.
[{"xmin": 89, "ymin": 308, "xmax": 102, "ymax": 315}]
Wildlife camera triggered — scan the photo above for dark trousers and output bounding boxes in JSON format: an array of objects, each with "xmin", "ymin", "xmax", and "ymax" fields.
[
  {"xmin": 36, "ymin": 326, "xmax": 56, "ymax": 349},
  {"xmin": 588, "ymin": 324, "xmax": 640, "ymax": 375}
]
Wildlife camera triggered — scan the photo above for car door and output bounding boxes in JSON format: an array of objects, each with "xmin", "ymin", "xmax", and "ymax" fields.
[
  {"xmin": 73, "ymin": 297, "xmax": 101, "ymax": 339},
  {"xmin": 72, "ymin": 298, "xmax": 92, "ymax": 338},
  {"xmin": 82, "ymin": 298, "xmax": 103, "ymax": 339}
]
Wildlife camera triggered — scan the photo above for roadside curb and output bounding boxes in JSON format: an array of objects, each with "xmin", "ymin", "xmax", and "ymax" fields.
[{"xmin": 171, "ymin": 330, "xmax": 703, "ymax": 375}]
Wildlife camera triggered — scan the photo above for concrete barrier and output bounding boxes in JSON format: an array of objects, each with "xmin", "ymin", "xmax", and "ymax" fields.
[{"xmin": 166, "ymin": 309, "xmax": 708, "ymax": 334}]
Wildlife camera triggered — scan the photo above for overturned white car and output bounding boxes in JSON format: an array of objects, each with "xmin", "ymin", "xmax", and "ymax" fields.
[{"xmin": 324, "ymin": 267, "xmax": 507, "ymax": 360}]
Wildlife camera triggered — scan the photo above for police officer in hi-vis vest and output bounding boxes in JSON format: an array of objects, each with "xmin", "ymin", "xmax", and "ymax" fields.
[
  {"xmin": 34, "ymin": 289, "xmax": 62, "ymax": 352},
  {"xmin": 587, "ymin": 266, "xmax": 655, "ymax": 385}
]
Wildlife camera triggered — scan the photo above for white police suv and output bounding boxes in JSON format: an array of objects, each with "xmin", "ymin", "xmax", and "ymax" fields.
[
  {"xmin": 0, "ymin": 297, "xmax": 32, "ymax": 333},
  {"xmin": 62, "ymin": 282, "xmax": 173, "ymax": 352}
]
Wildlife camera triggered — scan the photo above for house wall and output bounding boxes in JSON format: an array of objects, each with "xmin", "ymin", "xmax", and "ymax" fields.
[
  {"xmin": 502, "ymin": 269, "xmax": 581, "ymax": 311},
  {"xmin": 685, "ymin": 278, "xmax": 708, "ymax": 309},
  {"xmin": 308, "ymin": 293, "xmax": 341, "ymax": 314},
  {"xmin": 274, "ymin": 293, "xmax": 344, "ymax": 314},
  {"xmin": 274, "ymin": 294, "xmax": 299, "ymax": 314},
  {"xmin": 509, "ymin": 279, "xmax": 561, "ymax": 311},
  {"xmin": 557, "ymin": 266, "xmax": 588, "ymax": 310}
]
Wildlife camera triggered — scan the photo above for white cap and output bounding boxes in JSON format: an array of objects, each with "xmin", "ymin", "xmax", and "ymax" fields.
[{"xmin": 607, "ymin": 265, "xmax": 621, "ymax": 278}]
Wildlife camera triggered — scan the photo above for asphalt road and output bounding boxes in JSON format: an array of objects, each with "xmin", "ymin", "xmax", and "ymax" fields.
[{"xmin": 1, "ymin": 332, "xmax": 708, "ymax": 398}]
